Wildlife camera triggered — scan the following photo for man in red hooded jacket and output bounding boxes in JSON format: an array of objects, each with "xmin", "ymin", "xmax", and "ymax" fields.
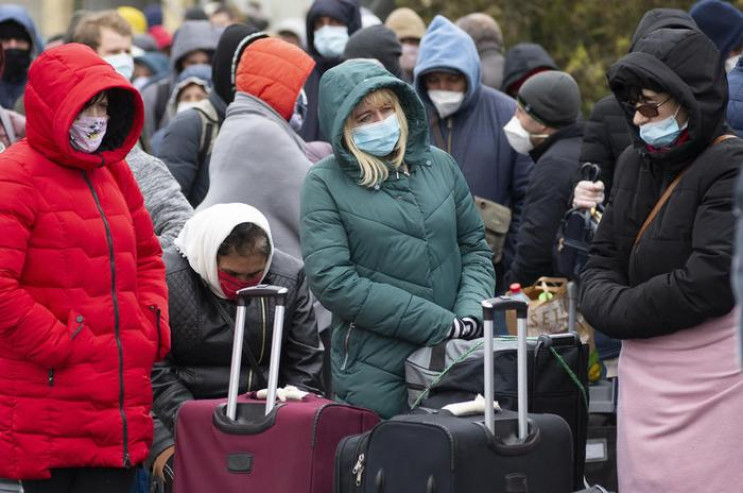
[{"xmin": 0, "ymin": 43, "xmax": 170, "ymax": 492}]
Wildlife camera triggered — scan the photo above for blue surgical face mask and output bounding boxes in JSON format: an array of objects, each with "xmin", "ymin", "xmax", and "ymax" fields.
[
  {"xmin": 104, "ymin": 53, "xmax": 134, "ymax": 81},
  {"xmin": 639, "ymin": 104, "xmax": 684, "ymax": 148},
  {"xmin": 313, "ymin": 25, "xmax": 349, "ymax": 58},
  {"xmin": 352, "ymin": 113, "xmax": 401, "ymax": 157}
]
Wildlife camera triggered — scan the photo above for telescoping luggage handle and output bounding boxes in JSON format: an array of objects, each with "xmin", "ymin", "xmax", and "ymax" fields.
[
  {"xmin": 482, "ymin": 297, "xmax": 529, "ymax": 440},
  {"xmin": 226, "ymin": 285, "xmax": 289, "ymax": 421}
]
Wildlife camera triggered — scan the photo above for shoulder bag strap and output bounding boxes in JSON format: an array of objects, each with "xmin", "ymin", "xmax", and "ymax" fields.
[{"xmin": 633, "ymin": 134, "xmax": 738, "ymax": 248}]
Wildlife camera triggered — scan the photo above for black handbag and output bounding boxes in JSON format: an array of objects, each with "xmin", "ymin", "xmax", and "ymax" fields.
[{"xmin": 554, "ymin": 163, "xmax": 603, "ymax": 280}]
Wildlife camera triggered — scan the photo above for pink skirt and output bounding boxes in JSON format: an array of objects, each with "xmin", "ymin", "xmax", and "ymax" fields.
[{"xmin": 617, "ymin": 308, "xmax": 743, "ymax": 492}]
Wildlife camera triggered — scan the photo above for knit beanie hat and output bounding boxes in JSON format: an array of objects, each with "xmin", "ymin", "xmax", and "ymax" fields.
[
  {"xmin": 385, "ymin": 7, "xmax": 426, "ymax": 41},
  {"xmin": 690, "ymin": 0, "xmax": 743, "ymax": 59},
  {"xmin": 343, "ymin": 25, "xmax": 402, "ymax": 77},
  {"xmin": 117, "ymin": 6, "xmax": 147, "ymax": 35},
  {"xmin": 517, "ymin": 70, "xmax": 581, "ymax": 128}
]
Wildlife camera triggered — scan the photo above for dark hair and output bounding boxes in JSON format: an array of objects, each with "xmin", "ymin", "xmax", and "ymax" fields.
[
  {"xmin": 217, "ymin": 223, "xmax": 271, "ymax": 258},
  {"xmin": 80, "ymin": 88, "xmax": 134, "ymax": 152}
]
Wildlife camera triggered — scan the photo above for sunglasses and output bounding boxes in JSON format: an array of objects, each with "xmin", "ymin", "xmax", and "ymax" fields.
[{"xmin": 623, "ymin": 95, "xmax": 673, "ymax": 118}]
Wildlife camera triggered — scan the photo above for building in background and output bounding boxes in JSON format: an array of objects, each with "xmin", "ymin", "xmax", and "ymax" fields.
[{"xmin": 3, "ymin": 0, "xmax": 312, "ymax": 41}]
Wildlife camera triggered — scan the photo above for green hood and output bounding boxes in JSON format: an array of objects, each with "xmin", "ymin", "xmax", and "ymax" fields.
[{"xmin": 317, "ymin": 60, "xmax": 431, "ymax": 174}]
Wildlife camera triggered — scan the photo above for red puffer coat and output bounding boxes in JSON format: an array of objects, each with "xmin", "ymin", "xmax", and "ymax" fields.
[{"xmin": 0, "ymin": 44, "xmax": 170, "ymax": 480}]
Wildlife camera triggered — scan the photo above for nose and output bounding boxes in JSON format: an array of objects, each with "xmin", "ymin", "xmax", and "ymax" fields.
[{"xmin": 633, "ymin": 110, "xmax": 649, "ymax": 127}]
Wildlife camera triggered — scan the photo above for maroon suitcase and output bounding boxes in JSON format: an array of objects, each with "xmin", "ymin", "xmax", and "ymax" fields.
[{"xmin": 173, "ymin": 285, "xmax": 379, "ymax": 493}]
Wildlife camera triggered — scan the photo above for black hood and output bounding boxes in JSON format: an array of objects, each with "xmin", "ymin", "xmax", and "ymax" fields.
[
  {"xmin": 306, "ymin": 0, "xmax": 362, "ymax": 64},
  {"xmin": 608, "ymin": 27, "xmax": 726, "ymax": 170},
  {"xmin": 212, "ymin": 23, "xmax": 259, "ymax": 104},
  {"xmin": 343, "ymin": 25, "xmax": 402, "ymax": 77},
  {"xmin": 502, "ymin": 43, "xmax": 557, "ymax": 95},
  {"xmin": 629, "ymin": 8, "xmax": 699, "ymax": 51}
]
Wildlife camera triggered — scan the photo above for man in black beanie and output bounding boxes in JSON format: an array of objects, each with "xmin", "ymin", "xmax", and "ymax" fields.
[
  {"xmin": 503, "ymin": 70, "xmax": 584, "ymax": 286},
  {"xmin": 342, "ymin": 25, "xmax": 402, "ymax": 78},
  {"xmin": 155, "ymin": 23, "xmax": 258, "ymax": 208},
  {"xmin": 0, "ymin": 4, "xmax": 43, "ymax": 110}
]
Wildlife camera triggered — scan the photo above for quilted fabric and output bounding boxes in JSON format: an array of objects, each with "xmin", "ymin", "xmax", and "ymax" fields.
[
  {"xmin": 0, "ymin": 44, "xmax": 170, "ymax": 480},
  {"xmin": 235, "ymin": 37, "xmax": 315, "ymax": 121}
]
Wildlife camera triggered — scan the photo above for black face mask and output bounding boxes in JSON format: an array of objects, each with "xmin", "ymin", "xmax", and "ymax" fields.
[{"xmin": 2, "ymin": 48, "xmax": 31, "ymax": 83}]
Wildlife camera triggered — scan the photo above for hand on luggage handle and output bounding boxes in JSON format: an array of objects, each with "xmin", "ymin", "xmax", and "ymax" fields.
[
  {"xmin": 482, "ymin": 297, "xmax": 529, "ymax": 441},
  {"xmin": 227, "ymin": 285, "xmax": 290, "ymax": 421}
]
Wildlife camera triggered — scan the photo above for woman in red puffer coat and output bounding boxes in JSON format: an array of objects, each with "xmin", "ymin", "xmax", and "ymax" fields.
[{"xmin": 0, "ymin": 43, "xmax": 170, "ymax": 492}]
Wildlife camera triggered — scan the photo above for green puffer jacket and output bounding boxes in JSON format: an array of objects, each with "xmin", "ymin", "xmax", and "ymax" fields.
[{"xmin": 300, "ymin": 61, "xmax": 495, "ymax": 418}]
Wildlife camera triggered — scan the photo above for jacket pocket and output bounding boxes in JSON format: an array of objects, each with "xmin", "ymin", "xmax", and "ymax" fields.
[{"xmin": 341, "ymin": 322, "xmax": 356, "ymax": 372}]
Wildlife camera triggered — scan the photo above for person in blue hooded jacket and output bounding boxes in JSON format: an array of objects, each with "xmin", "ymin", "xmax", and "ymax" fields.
[
  {"xmin": 0, "ymin": 4, "xmax": 43, "ymax": 110},
  {"xmin": 414, "ymin": 15, "xmax": 533, "ymax": 278}
]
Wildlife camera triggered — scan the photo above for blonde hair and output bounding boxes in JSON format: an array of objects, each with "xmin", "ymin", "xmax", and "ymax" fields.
[{"xmin": 343, "ymin": 88, "xmax": 409, "ymax": 188}]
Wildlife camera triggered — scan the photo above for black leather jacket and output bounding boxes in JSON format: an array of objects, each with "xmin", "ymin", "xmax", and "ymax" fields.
[{"xmin": 149, "ymin": 248, "xmax": 324, "ymax": 461}]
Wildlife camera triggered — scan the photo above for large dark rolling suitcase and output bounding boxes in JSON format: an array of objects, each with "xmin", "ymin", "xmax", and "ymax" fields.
[{"xmin": 335, "ymin": 297, "xmax": 574, "ymax": 492}]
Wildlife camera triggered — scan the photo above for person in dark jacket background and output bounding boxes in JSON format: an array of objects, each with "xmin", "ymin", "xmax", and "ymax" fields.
[
  {"xmin": 300, "ymin": 0, "xmax": 361, "ymax": 142},
  {"xmin": 456, "ymin": 13, "xmax": 506, "ymax": 91},
  {"xmin": 501, "ymin": 42, "xmax": 557, "ymax": 98},
  {"xmin": 504, "ymin": 71, "xmax": 583, "ymax": 287},
  {"xmin": 0, "ymin": 4, "xmax": 43, "ymax": 110},
  {"xmin": 150, "ymin": 203, "xmax": 323, "ymax": 488},
  {"xmin": 689, "ymin": 0, "xmax": 743, "ymax": 72},
  {"xmin": 580, "ymin": 23, "xmax": 743, "ymax": 491},
  {"xmin": 342, "ymin": 25, "xmax": 402, "ymax": 78},
  {"xmin": 156, "ymin": 23, "xmax": 257, "ymax": 207},
  {"xmin": 414, "ymin": 15, "xmax": 533, "ymax": 276}
]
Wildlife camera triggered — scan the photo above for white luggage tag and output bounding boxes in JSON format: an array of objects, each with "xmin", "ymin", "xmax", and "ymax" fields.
[{"xmin": 442, "ymin": 394, "xmax": 501, "ymax": 417}]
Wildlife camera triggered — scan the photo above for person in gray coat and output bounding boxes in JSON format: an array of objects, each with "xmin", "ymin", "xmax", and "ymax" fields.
[{"xmin": 197, "ymin": 35, "xmax": 316, "ymax": 261}]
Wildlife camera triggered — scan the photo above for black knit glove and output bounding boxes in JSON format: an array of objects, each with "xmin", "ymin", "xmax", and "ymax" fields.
[{"xmin": 447, "ymin": 317, "xmax": 483, "ymax": 340}]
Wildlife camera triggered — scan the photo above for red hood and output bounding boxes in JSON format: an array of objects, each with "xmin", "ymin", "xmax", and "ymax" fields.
[
  {"xmin": 24, "ymin": 43, "xmax": 144, "ymax": 170},
  {"xmin": 235, "ymin": 37, "xmax": 315, "ymax": 121}
]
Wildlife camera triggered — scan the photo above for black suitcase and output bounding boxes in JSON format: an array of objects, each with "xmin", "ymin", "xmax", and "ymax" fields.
[{"xmin": 335, "ymin": 297, "xmax": 574, "ymax": 492}]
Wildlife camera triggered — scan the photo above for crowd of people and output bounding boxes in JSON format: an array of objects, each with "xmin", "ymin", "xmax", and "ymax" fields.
[{"xmin": 0, "ymin": 0, "xmax": 742, "ymax": 492}]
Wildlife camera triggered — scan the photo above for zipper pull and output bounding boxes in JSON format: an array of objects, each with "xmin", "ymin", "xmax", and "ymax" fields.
[
  {"xmin": 48, "ymin": 368, "xmax": 55, "ymax": 387},
  {"xmin": 353, "ymin": 453, "xmax": 365, "ymax": 486},
  {"xmin": 123, "ymin": 452, "xmax": 132, "ymax": 468}
]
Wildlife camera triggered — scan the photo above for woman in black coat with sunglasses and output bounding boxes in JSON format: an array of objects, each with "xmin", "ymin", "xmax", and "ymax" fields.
[{"xmin": 579, "ymin": 25, "xmax": 743, "ymax": 491}]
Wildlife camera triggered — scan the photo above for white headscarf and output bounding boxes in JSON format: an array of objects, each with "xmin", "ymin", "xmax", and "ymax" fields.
[{"xmin": 174, "ymin": 203, "xmax": 275, "ymax": 299}]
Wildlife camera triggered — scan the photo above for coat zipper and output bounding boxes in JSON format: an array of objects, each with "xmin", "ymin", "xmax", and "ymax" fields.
[
  {"xmin": 149, "ymin": 305, "xmax": 162, "ymax": 352},
  {"xmin": 83, "ymin": 171, "xmax": 130, "ymax": 468},
  {"xmin": 341, "ymin": 323, "xmax": 356, "ymax": 371},
  {"xmin": 48, "ymin": 368, "xmax": 55, "ymax": 387}
]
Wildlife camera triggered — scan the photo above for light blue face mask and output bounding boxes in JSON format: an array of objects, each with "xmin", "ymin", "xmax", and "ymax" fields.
[
  {"xmin": 639, "ymin": 104, "xmax": 684, "ymax": 148},
  {"xmin": 313, "ymin": 25, "xmax": 349, "ymax": 58},
  {"xmin": 352, "ymin": 113, "xmax": 401, "ymax": 157}
]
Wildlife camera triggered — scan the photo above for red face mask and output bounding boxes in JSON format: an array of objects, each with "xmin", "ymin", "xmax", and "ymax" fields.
[{"xmin": 218, "ymin": 269, "xmax": 262, "ymax": 300}]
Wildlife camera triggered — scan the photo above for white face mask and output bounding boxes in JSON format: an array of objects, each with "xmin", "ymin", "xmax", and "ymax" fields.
[
  {"xmin": 176, "ymin": 101, "xmax": 201, "ymax": 114},
  {"xmin": 70, "ymin": 115, "xmax": 108, "ymax": 153},
  {"xmin": 428, "ymin": 89, "xmax": 465, "ymax": 118},
  {"xmin": 726, "ymin": 54, "xmax": 741, "ymax": 73},
  {"xmin": 104, "ymin": 53, "xmax": 134, "ymax": 81},
  {"xmin": 503, "ymin": 116, "xmax": 535, "ymax": 154},
  {"xmin": 313, "ymin": 25, "xmax": 349, "ymax": 58},
  {"xmin": 400, "ymin": 43, "xmax": 419, "ymax": 72}
]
